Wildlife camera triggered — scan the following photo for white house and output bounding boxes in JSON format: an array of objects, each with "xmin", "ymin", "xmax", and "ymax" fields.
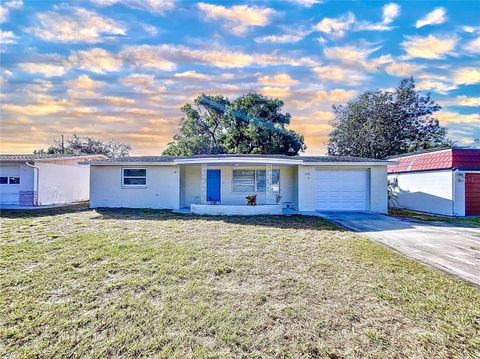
[
  {"xmin": 388, "ymin": 147, "xmax": 480, "ymax": 216},
  {"xmin": 86, "ymin": 154, "xmax": 393, "ymax": 215},
  {"xmin": 0, "ymin": 154, "xmax": 106, "ymax": 207}
]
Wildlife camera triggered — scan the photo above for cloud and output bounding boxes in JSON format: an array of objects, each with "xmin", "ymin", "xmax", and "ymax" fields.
[
  {"xmin": 120, "ymin": 45, "xmax": 177, "ymax": 71},
  {"xmin": 66, "ymin": 75, "xmax": 105, "ymax": 98},
  {"xmin": 464, "ymin": 37, "xmax": 480, "ymax": 54},
  {"xmin": 324, "ymin": 44, "xmax": 379, "ymax": 64},
  {"xmin": 435, "ymin": 111, "xmax": 480, "ymax": 125},
  {"xmin": 90, "ymin": 0, "xmax": 175, "ymax": 15},
  {"xmin": 385, "ymin": 62, "xmax": 424, "ymax": 77},
  {"xmin": 255, "ymin": 33, "xmax": 306, "ymax": 44},
  {"xmin": 103, "ymin": 96, "xmax": 136, "ymax": 106},
  {"xmin": 313, "ymin": 65, "xmax": 367, "ymax": 85},
  {"xmin": 416, "ymin": 7, "xmax": 447, "ymax": 28},
  {"xmin": 313, "ymin": 12, "xmax": 355, "ymax": 39},
  {"xmin": 453, "ymin": 67, "xmax": 480, "ymax": 85},
  {"xmin": 120, "ymin": 44, "xmax": 315, "ymax": 69},
  {"xmin": 444, "ymin": 96, "xmax": 480, "ymax": 107},
  {"xmin": 0, "ymin": 0, "xmax": 22, "ymax": 23},
  {"xmin": 28, "ymin": 7, "xmax": 126, "ymax": 43},
  {"xmin": 259, "ymin": 87, "xmax": 292, "ymax": 98},
  {"xmin": 416, "ymin": 79, "xmax": 456, "ymax": 94},
  {"xmin": 0, "ymin": 30, "xmax": 17, "ymax": 44},
  {"xmin": 258, "ymin": 73, "xmax": 299, "ymax": 87},
  {"xmin": 461, "ymin": 25, "xmax": 480, "ymax": 33},
  {"xmin": 322, "ymin": 43, "xmax": 390, "ymax": 71},
  {"xmin": 197, "ymin": 3, "xmax": 276, "ymax": 36},
  {"xmin": 2, "ymin": 98, "xmax": 69, "ymax": 116},
  {"xmin": 401, "ymin": 34, "xmax": 457, "ymax": 59},
  {"xmin": 314, "ymin": 89, "xmax": 358, "ymax": 103},
  {"xmin": 121, "ymin": 73, "xmax": 156, "ymax": 92},
  {"xmin": 69, "ymin": 48, "xmax": 123, "ymax": 73},
  {"xmin": 356, "ymin": 3, "xmax": 400, "ymax": 31},
  {"xmin": 174, "ymin": 71, "xmax": 212, "ymax": 80},
  {"xmin": 142, "ymin": 24, "xmax": 158, "ymax": 36},
  {"xmin": 287, "ymin": 0, "xmax": 322, "ymax": 7},
  {"xmin": 382, "ymin": 3, "xmax": 400, "ymax": 24},
  {"xmin": 19, "ymin": 62, "xmax": 68, "ymax": 77}
]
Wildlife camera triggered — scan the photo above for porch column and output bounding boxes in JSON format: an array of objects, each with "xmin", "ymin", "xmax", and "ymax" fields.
[
  {"xmin": 200, "ymin": 163, "xmax": 207, "ymax": 204},
  {"xmin": 265, "ymin": 163, "xmax": 274, "ymax": 205}
]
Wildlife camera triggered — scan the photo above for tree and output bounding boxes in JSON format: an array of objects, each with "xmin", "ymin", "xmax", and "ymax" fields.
[
  {"xmin": 163, "ymin": 93, "xmax": 306, "ymax": 156},
  {"xmin": 327, "ymin": 78, "xmax": 451, "ymax": 159},
  {"xmin": 35, "ymin": 134, "xmax": 131, "ymax": 158}
]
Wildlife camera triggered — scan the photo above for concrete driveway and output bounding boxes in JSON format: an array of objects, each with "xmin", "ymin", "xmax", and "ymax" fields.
[{"xmin": 318, "ymin": 212, "xmax": 480, "ymax": 286}]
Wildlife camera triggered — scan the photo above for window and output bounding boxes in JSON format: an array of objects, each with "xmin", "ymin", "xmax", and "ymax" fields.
[
  {"xmin": 122, "ymin": 168, "xmax": 146, "ymax": 186},
  {"xmin": 232, "ymin": 169, "xmax": 280, "ymax": 192},
  {"xmin": 9, "ymin": 177, "xmax": 20, "ymax": 184},
  {"xmin": 0, "ymin": 177, "xmax": 7, "ymax": 184},
  {"xmin": 232, "ymin": 170, "xmax": 255, "ymax": 192}
]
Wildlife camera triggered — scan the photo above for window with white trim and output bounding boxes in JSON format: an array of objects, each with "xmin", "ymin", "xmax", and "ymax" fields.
[
  {"xmin": 122, "ymin": 168, "xmax": 146, "ymax": 186},
  {"xmin": 232, "ymin": 169, "xmax": 280, "ymax": 192}
]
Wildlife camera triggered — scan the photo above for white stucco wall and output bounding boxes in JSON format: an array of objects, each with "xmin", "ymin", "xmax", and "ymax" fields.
[
  {"xmin": 370, "ymin": 166, "xmax": 388, "ymax": 213},
  {"xmin": 180, "ymin": 166, "xmax": 201, "ymax": 208},
  {"xmin": 388, "ymin": 170, "xmax": 455, "ymax": 215},
  {"xmin": 297, "ymin": 165, "xmax": 388, "ymax": 213},
  {"xmin": 388, "ymin": 169, "xmax": 471, "ymax": 216},
  {"xmin": 180, "ymin": 165, "xmax": 296, "ymax": 207},
  {"xmin": 90, "ymin": 165, "xmax": 180, "ymax": 209},
  {"xmin": 36, "ymin": 162, "xmax": 91, "ymax": 205}
]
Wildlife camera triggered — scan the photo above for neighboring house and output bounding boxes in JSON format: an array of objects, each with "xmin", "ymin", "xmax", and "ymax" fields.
[
  {"xmin": 388, "ymin": 147, "xmax": 480, "ymax": 216},
  {"xmin": 0, "ymin": 154, "xmax": 106, "ymax": 207},
  {"xmin": 86, "ymin": 154, "xmax": 393, "ymax": 215}
]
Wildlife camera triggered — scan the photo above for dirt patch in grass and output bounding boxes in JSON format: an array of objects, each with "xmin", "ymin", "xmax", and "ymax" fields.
[
  {"xmin": 390, "ymin": 208, "xmax": 480, "ymax": 226},
  {"xmin": 1, "ymin": 206, "xmax": 479, "ymax": 358}
]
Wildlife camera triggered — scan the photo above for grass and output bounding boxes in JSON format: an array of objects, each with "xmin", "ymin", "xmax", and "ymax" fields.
[
  {"xmin": 1, "ymin": 205, "xmax": 479, "ymax": 358},
  {"xmin": 390, "ymin": 207, "xmax": 480, "ymax": 226}
]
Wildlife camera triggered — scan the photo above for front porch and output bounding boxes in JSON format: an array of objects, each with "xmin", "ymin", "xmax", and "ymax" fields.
[
  {"xmin": 178, "ymin": 158, "xmax": 299, "ymax": 214},
  {"xmin": 190, "ymin": 203, "xmax": 283, "ymax": 215}
]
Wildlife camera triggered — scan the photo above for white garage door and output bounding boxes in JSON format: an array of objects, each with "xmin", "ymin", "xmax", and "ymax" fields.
[
  {"xmin": 0, "ymin": 166, "xmax": 20, "ymax": 205},
  {"xmin": 316, "ymin": 169, "xmax": 369, "ymax": 211}
]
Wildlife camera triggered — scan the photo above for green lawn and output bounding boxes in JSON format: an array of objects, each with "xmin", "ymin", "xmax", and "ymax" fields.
[
  {"xmin": 390, "ymin": 208, "xmax": 480, "ymax": 226},
  {"xmin": 1, "ymin": 206, "xmax": 479, "ymax": 358}
]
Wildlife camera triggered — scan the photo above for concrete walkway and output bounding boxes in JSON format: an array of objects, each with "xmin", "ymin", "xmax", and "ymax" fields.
[{"xmin": 318, "ymin": 212, "xmax": 480, "ymax": 286}]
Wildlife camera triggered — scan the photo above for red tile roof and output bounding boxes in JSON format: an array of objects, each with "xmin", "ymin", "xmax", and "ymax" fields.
[{"xmin": 388, "ymin": 148, "xmax": 480, "ymax": 173}]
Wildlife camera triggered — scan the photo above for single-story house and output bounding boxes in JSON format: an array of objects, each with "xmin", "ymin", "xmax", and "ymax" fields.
[
  {"xmin": 86, "ymin": 154, "xmax": 393, "ymax": 215},
  {"xmin": 387, "ymin": 147, "xmax": 480, "ymax": 216},
  {"xmin": 0, "ymin": 154, "xmax": 106, "ymax": 207}
]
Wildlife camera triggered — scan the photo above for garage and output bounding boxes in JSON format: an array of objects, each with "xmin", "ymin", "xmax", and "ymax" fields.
[
  {"xmin": 0, "ymin": 165, "xmax": 20, "ymax": 205},
  {"xmin": 465, "ymin": 173, "xmax": 480, "ymax": 216},
  {"xmin": 315, "ymin": 169, "xmax": 369, "ymax": 211}
]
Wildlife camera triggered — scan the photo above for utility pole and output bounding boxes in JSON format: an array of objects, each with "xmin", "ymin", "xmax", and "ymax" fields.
[{"xmin": 61, "ymin": 135, "xmax": 65, "ymax": 154}]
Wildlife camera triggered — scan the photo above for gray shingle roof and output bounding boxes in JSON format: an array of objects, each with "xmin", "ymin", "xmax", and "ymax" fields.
[
  {"xmin": 87, "ymin": 154, "xmax": 389, "ymax": 164},
  {"xmin": 0, "ymin": 154, "xmax": 106, "ymax": 162}
]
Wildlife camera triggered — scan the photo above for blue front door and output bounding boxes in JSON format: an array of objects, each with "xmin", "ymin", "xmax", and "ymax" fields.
[{"xmin": 206, "ymin": 170, "xmax": 221, "ymax": 202}]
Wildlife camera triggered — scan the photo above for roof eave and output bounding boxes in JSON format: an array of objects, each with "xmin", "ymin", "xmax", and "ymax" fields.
[
  {"xmin": 304, "ymin": 161, "xmax": 396, "ymax": 166},
  {"xmin": 174, "ymin": 157, "xmax": 303, "ymax": 165}
]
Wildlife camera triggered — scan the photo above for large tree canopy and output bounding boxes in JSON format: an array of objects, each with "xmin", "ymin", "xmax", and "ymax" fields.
[
  {"xmin": 327, "ymin": 78, "xmax": 451, "ymax": 159},
  {"xmin": 163, "ymin": 93, "xmax": 306, "ymax": 156},
  {"xmin": 35, "ymin": 134, "xmax": 131, "ymax": 158}
]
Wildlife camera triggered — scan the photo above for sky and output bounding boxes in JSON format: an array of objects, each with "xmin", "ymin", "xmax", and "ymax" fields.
[{"xmin": 0, "ymin": 0, "xmax": 479, "ymax": 155}]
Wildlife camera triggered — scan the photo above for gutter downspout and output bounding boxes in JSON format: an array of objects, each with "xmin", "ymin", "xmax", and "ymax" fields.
[
  {"xmin": 452, "ymin": 169, "xmax": 458, "ymax": 216},
  {"xmin": 25, "ymin": 161, "xmax": 39, "ymax": 206}
]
